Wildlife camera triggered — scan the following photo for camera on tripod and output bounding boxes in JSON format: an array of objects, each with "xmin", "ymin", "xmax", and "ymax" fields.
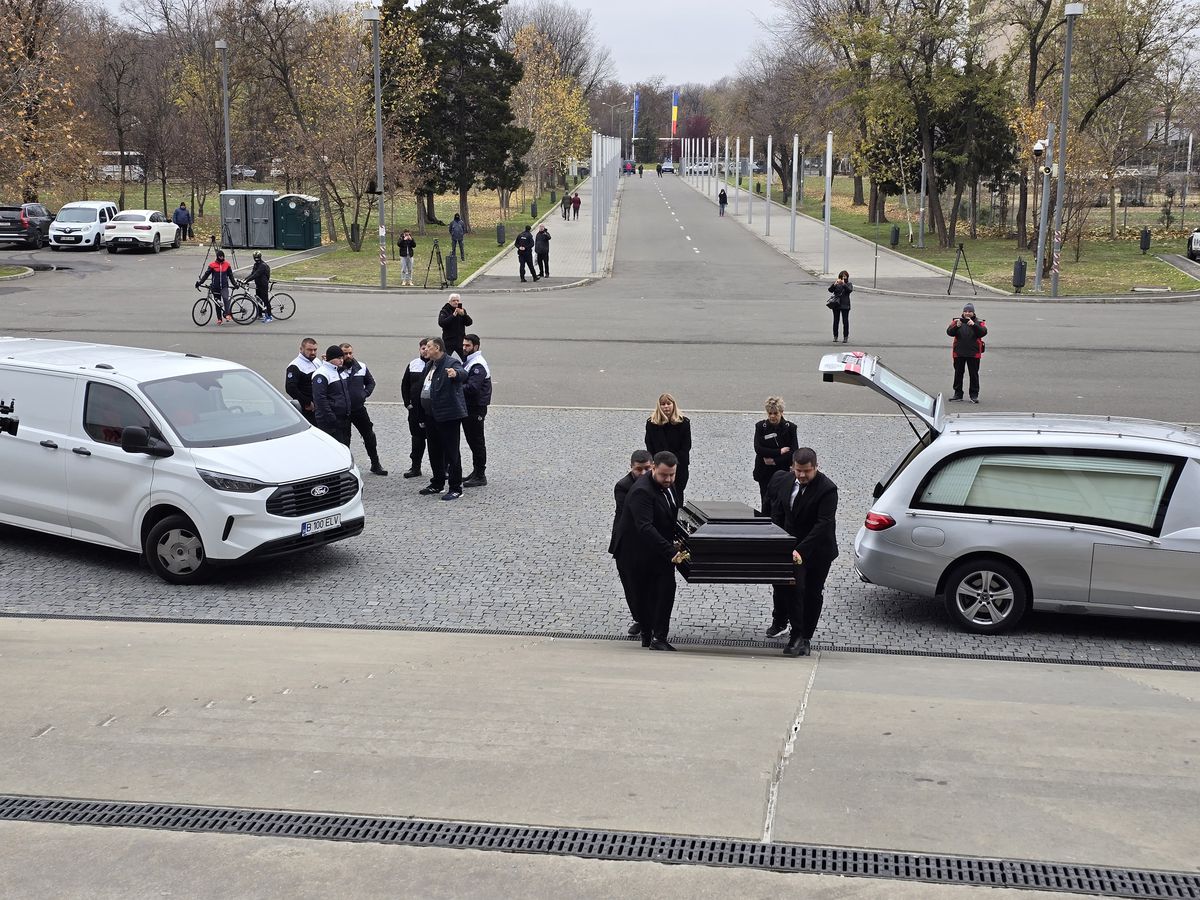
[{"xmin": 0, "ymin": 397, "xmax": 18, "ymax": 437}]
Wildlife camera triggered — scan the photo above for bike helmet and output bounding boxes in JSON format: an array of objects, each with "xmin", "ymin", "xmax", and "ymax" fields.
[{"xmin": 252, "ymin": 251, "xmax": 262, "ymax": 260}]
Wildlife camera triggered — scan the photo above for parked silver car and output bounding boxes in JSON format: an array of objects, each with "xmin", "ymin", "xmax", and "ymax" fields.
[{"xmin": 821, "ymin": 352, "xmax": 1200, "ymax": 634}]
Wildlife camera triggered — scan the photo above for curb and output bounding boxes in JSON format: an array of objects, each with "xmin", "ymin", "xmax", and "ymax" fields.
[{"xmin": 0, "ymin": 267, "xmax": 34, "ymax": 281}]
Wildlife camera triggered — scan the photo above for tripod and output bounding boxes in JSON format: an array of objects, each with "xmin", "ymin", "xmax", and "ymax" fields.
[
  {"xmin": 423, "ymin": 238, "xmax": 448, "ymax": 289},
  {"xmin": 947, "ymin": 242, "xmax": 978, "ymax": 296}
]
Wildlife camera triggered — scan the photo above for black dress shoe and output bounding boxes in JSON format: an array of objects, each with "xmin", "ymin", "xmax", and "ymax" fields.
[
  {"xmin": 784, "ymin": 637, "xmax": 811, "ymax": 657},
  {"xmin": 370, "ymin": 463, "xmax": 388, "ymax": 476},
  {"xmin": 463, "ymin": 474, "xmax": 488, "ymax": 487},
  {"xmin": 627, "ymin": 623, "xmax": 642, "ymax": 636},
  {"xmin": 640, "ymin": 632, "xmax": 653, "ymax": 648},
  {"xmin": 649, "ymin": 639, "xmax": 677, "ymax": 651},
  {"xmin": 766, "ymin": 621, "xmax": 789, "ymax": 639},
  {"xmin": 402, "ymin": 468, "xmax": 422, "ymax": 478}
]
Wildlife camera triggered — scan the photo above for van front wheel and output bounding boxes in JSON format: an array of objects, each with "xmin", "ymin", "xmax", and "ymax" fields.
[
  {"xmin": 144, "ymin": 514, "xmax": 211, "ymax": 584},
  {"xmin": 942, "ymin": 558, "xmax": 1028, "ymax": 634}
]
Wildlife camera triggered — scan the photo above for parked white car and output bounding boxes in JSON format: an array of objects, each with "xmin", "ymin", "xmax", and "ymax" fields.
[
  {"xmin": 685, "ymin": 161, "xmax": 712, "ymax": 175},
  {"xmin": 1186, "ymin": 228, "xmax": 1200, "ymax": 262},
  {"xmin": 0, "ymin": 338, "xmax": 366, "ymax": 584},
  {"xmin": 48, "ymin": 201, "xmax": 120, "ymax": 251},
  {"xmin": 102, "ymin": 210, "xmax": 181, "ymax": 253},
  {"xmin": 232, "ymin": 164, "xmax": 258, "ymax": 178}
]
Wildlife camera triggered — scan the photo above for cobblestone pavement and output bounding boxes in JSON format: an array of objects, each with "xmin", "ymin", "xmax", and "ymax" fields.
[{"xmin": 1, "ymin": 408, "xmax": 1197, "ymax": 667}]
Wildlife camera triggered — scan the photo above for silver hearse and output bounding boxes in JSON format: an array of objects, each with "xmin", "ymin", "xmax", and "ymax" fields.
[{"xmin": 821, "ymin": 352, "xmax": 1200, "ymax": 634}]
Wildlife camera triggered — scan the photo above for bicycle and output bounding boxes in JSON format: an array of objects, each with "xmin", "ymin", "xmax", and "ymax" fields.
[
  {"xmin": 192, "ymin": 284, "xmax": 256, "ymax": 327},
  {"xmin": 238, "ymin": 280, "xmax": 296, "ymax": 322}
]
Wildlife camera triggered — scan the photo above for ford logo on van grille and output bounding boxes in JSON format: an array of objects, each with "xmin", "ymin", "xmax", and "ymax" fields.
[{"xmin": 310, "ymin": 484, "xmax": 330, "ymax": 497}]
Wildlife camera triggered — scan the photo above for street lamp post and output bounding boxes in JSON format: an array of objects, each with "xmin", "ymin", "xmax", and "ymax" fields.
[
  {"xmin": 363, "ymin": 7, "xmax": 385, "ymax": 288},
  {"xmin": 1050, "ymin": 2, "xmax": 1085, "ymax": 297},
  {"xmin": 215, "ymin": 40, "xmax": 232, "ymax": 194}
]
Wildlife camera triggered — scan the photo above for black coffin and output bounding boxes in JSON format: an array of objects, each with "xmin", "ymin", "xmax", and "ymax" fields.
[{"xmin": 675, "ymin": 500, "xmax": 795, "ymax": 585}]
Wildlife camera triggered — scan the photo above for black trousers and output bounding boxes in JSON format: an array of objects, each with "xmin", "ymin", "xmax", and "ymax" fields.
[
  {"xmin": 462, "ymin": 406, "xmax": 487, "ymax": 474},
  {"xmin": 673, "ymin": 464, "xmax": 689, "ymax": 506},
  {"xmin": 625, "ymin": 560, "xmax": 677, "ymax": 640},
  {"xmin": 299, "ymin": 405, "xmax": 316, "ymax": 427},
  {"xmin": 349, "ymin": 406, "xmax": 381, "ymax": 465},
  {"xmin": 953, "ymin": 356, "xmax": 981, "ymax": 399},
  {"xmin": 320, "ymin": 418, "xmax": 351, "ymax": 447},
  {"xmin": 536, "ymin": 251, "xmax": 549, "ymax": 277},
  {"xmin": 832, "ymin": 307, "xmax": 850, "ymax": 338},
  {"xmin": 407, "ymin": 406, "xmax": 426, "ymax": 468},
  {"xmin": 772, "ymin": 559, "xmax": 831, "ymax": 638},
  {"xmin": 426, "ymin": 417, "xmax": 463, "ymax": 490},
  {"xmin": 615, "ymin": 559, "xmax": 638, "ymax": 621},
  {"xmin": 518, "ymin": 252, "xmax": 537, "ymax": 280}
]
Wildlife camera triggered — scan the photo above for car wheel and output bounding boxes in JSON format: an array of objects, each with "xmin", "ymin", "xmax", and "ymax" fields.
[
  {"xmin": 151, "ymin": 234, "xmax": 161, "ymax": 253},
  {"xmin": 144, "ymin": 514, "xmax": 210, "ymax": 584},
  {"xmin": 30, "ymin": 231, "xmax": 42, "ymax": 250},
  {"xmin": 106, "ymin": 244, "xmax": 118, "ymax": 254},
  {"xmin": 50, "ymin": 244, "xmax": 59, "ymax": 251},
  {"xmin": 92, "ymin": 235, "xmax": 101, "ymax": 250},
  {"xmin": 171, "ymin": 228, "xmax": 181, "ymax": 249},
  {"xmin": 942, "ymin": 558, "xmax": 1028, "ymax": 634}
]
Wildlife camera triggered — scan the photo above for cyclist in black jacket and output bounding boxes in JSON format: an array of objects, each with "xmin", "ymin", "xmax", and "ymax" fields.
[{"xmin": 248, "ymin": 252, "xmax": 273, "ymax": 323}]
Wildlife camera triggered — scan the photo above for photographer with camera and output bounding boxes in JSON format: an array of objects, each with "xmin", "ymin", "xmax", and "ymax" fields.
[
  {"xmin": 946, "ymin": 303, "xmax": 988, "ymax": 403},
  {"xmin": 827, "ymin": 270, "xmax": 852, "ymax": 343},
  {"xmin": 437, "ymin": 293, "xmax": 473, "ymax": 360}
]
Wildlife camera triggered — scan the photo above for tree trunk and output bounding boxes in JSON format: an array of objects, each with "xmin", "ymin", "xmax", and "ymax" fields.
[
  {"xmin": 852, "ymin": 173, "xmax": 865, "ymax": 206},
  {"xmin": 143, "ymin": 176, "xmax": 149, "ymax": 208},
  {"xmin": 868, "ymin": 181, "xmax": 879, "ymax": 224},
  {"xmin": 458, "ymin": 186, "xmax": 470, "ymax": 231},
  {"xmin": 919, "ymin": 116, "xmax": 949, "ymax": 247},
  {"xmin": 319, "ymin": 181, "xmax": 338, "ymax": 243},
  {"xmin": 117, "ymin": 128, "xmax": 127, "ymax": 210},
  {"xmin": 416, "ymin": 191, "xmax": 428, "ymax": 235},
  {"xmin": 969, "ymin": 178, "xmax": 979, "ymax": 240},
  {"xmin": 1109, "ymin": 183, "xmax": 1117, "ymax": 237},
  {"xmin": 1016, "ymin": 171, "xmax": 1029, "ymax": 248},
  {"xmin": 160, "ymin": 169, "xmax": 168, "ymax": 215},
  {"xmin": 425, "ymin": 192, "xmax": 439, "ymax": 226}
]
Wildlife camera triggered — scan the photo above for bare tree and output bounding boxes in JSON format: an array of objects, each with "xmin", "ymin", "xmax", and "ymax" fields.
[{"xmin": 500, "ymin": 0, "xmax": 615, "ymax": 98}]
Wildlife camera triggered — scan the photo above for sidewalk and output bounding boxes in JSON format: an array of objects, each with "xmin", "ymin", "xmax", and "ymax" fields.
[
  {"xmin": 465, "ymin": 176, "xmax": 620, "ymax": 290},
  {"xmin": 682, "ymin": 175, "xmax": 1006, "ymax": 297}
]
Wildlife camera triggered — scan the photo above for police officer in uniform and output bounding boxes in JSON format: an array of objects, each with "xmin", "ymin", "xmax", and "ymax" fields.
[
  {"xmin": 312, "ymin": 345, "xmax": 352, "ymax": 445},
  {"xmin": 461, "ymin": 333, "xmax": 491, "ymax": 487},
  {"xmin": 285, "ymin": 338, "xmax": 320, "ymax": 425},
  {"xmin": 339, "ymin": 342, "xmax": 387, "ymax": 476},
  {"xmin": 400, "ymin": 338, "xmax": 430, "ymax": 478}
]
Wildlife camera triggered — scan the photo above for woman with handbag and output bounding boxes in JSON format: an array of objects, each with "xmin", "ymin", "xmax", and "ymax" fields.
[{"xmin": 827, "ymin": 270, "xmax": 852, "ymax": 343}]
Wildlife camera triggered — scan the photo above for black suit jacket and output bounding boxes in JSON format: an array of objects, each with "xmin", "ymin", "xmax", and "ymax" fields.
[
  {"xmin": 608, "ymin": 471, "xmax": 637, "ymax": 556},
  {"xmin": 765, "ymin": 470, "xmax": 839, "ymax": 565},
  {"xmin": 614, "ymin": 472, "xmax": 678, "ymax": 570}
]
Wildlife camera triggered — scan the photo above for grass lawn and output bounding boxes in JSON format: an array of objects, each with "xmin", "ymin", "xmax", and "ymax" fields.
[
  {"xmin": 717, "ymin": 173, "xmax": 1200, "ymax": 295},
  {"xmin": 0, "ymin": 265, "xmax": 26, "ymax": 277}
]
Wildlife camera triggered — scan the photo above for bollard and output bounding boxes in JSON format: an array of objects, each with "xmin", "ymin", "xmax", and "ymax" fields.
[
  {"xmin": 889, "ymin": 225, "xmax": 900, "ymax": 248},
  {"xmin": 531, "ymin": 201, "xmax": 538, "ymax": 218},
  {"xmin": 496, "ymin": 223, "xmax": 505, "ymax": 246},
  {"xmin": 1140, "ymin": 227, "xmax": 1151, "ymax": 254},
  {"xmin": 755, "ymin": 182, "xmax": 762, "ymax": 194},
  {"xmin": 445, "ymin": 254, "xmax": 458, "ymax": 283},
  {"xmin": 1012, "ymin": 256, "xmax": 1027, "ymax": 293}
]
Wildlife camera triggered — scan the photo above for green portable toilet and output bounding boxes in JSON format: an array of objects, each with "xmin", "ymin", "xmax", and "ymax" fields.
[{"xmin": 274, "ymin": 194, "xmax": 322, "ymax": 250}]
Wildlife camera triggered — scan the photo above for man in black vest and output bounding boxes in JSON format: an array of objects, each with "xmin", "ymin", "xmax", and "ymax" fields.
[
  {"xmin": 765, "ymin": 448, "xmax": 839, "ymax": 657},
  {"xmin": 608, "ymin": 449, "xmax": 654, "ymax": 636},
  {"xmin": 614, "ymin": 450, "xmax": 687, "ymax": 650}
]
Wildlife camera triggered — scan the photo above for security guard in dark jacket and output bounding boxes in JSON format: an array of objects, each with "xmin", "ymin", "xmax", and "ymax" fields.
[
  {"xmin": 312, "ymin": 345, "xmax": 352, "ymax": 445},
  {"xmin": 400, "ymin": 338, "xmax": 430, "ymax": 478},
  {"xmin": 339, "ymin": 343, "xmax": 386, "ymax": 475},
  {"xmin": 461, "ymin": 333, "xmax": 491, "ymax": 487},
  {"xmin": 417, "ymin": 337, "xmax": 468, "ymax": 500}
]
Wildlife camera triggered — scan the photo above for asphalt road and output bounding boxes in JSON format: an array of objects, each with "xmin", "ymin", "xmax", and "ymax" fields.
[{"xmin": 2, "ymin": 179, "xmax": 1199, "ymax": 422}]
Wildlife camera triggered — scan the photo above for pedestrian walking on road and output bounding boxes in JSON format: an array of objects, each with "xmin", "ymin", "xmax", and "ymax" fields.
[
  {"xmin": 438, "ymin": 292, "xmax": 473, "ymax": 359},
  {"xmin": 656, "ymin": 164, "xmax": 663, "ymax": 177},
  {"xmin": 534, "ymin": 224, "xmax": 551, "ymax": 278},
  {"xmin": 764, "ymin": 448, "xmax": 839, "ymax": 657},
  {"xmin": 285, "ymin": 337, "xmax": 320, "ymax": 426},
  {"xmin": 460, "ymin": 333, "xmax": 492, "ymax": 487},
  {"xmin": 339, "ymin": 343, "xmax": 387, "ymax": 476},
  {"xmin": 449, "ymin": 214, "xmax": 466, "ymax": 261},
  {"xmin": 638, "ymin": 164, "xmax": 643, "ymax": 178},
  {"xmin": 312, "ymin": 345, "xmax": 352, "ymax": 446},
  {"xmin": 397, "ymin": 229, "xmax": 417, "ymax": 286},
  {"xmin": 947, "ymin": 303, "xmax": 987, "ymax": 403},
  {"xmin": 417, "ymin": 337, "xmax": 467, "ymax": 501},
  {"xmin": 515, "ymin": 224, "xmax": 538, "ymax": 282},
  {"xmin": 561, "ymin": 192, "xmax": 571, "ymax": 219},
  {"xmin": 571, "ymin": 192, "xmax": 581, "ymax": 220},
  {"xmin": 609, "ymin": 449, "xmax": 655, "ymax": 636},
  {"xmin": 400, "ymin": 338, "xmax": 430, "ymax": 478},
  {"xmin": 827, "ymin": 270, "xmax": 852, "ymax": 343},
  {"xmin": 752, "ymin": 396, "xmax": 797, "ymax": 516},
  {"xmin": 614, "ymin": 451, "xmax": 688, "ymax": 650},
  {"xmin": 645, "ymin": 392, "xmax": 691, "ymax": 504},
  {"xmin": 718, "ymin": 188, "xmax": 728, "ymax": 217},
  {"xmin": 173, "ymin": 202, "xmax": 194, "ymax": 240}
]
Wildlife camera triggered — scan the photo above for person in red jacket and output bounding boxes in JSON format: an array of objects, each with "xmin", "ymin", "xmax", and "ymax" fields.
[
  {"xmin": 947, "ymin": 302, "xmax": 988, "ymax": 403},
  {"xmin": 195, "ymin": 250, "xmax": 238, "ymax": 325}
]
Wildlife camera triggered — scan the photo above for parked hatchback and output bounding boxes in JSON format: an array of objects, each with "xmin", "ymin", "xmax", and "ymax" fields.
[
  {"xmin": 0, "ymin": 203, "xmax": 55, "ymax": 249},
  {"xmin": 821, "ymin": 352, "xmax": 1200, "ymax": 634},
  {"xmin": 49, "ymin": 201, "xmax": 120, "ymax": 251}
]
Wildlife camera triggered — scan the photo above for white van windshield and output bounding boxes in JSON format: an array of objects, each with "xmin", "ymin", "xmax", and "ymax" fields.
[
  {"xmin": 56, "ymin": 208, "xmax": 99, "ymax": 223},
  {"xmin": 141, "ymin": 369, "xmax": 308, "ymax": 447}
]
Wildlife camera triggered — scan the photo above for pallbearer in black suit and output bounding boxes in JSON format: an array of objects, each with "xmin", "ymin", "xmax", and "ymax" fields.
[
  {"xmin": 614, "ymin": 451, "xmax": 687, "ymax": 650},
  {"xmin": 644, "ymin": 393, "xmax": 691, "ymax": 503},
  {"xmin": 764, "ymin": 448, "xmax": 839, "ymax": 657},
  {"xmin": 609, "ymin": 450, "xmax": 655, "ymax": 636},
  {"xmin": 752, "ymin": 396, "xmax": 798, "ymax": 514}
]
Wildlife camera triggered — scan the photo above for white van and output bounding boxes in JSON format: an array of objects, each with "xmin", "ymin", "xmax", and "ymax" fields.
[
  {"xmin": 49, "ymin": 201, "xmax": 120, "ymax": 251},
  {"xmin": 0, "ymin": 338, "xmax": 365, "ymax": 584}
]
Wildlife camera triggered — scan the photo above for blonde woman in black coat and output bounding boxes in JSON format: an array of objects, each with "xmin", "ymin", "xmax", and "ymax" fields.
[
  {"xmin": 645, "ymin": 392, "xmax": 691, "ymax": 500},
  {"xmin": 752, "ymin": 396, "xmax": 798, "ymax": 512}
]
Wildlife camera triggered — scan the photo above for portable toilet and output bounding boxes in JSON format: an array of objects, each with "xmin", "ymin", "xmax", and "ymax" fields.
[
  {"xmin": 274, "ymin": 194, "xmax": 321, "ymax": 250},
  {"xmin": 219, "ymin": 189, "xmax": 248, "ymax": 248},
  {"xmin": 246, "ymin": 190, "xmax": 277, "ymax": 248}
]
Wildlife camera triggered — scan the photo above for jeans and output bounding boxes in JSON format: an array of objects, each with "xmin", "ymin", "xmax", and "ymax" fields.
[
  {"xmin": 216, "ymin": 284, "xmax": 231, "ymax": 318},
  {"xmin": 400, "ymin": 256, "xmax": 413, "ymax": 281},
  {"xmin": 832, "ymin": 307, "xmax": 849, "ymax": 339},
  {"xmin": 451, "ymin": 238, "xmax": 464, "ymax": 260}
]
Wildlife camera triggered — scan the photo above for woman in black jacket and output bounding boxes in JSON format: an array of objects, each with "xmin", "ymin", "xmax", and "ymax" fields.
[
  {"xmin": 828, "ymin": 269, "xmax": 852, "ymax": 343},
  {"xmin": 644, "ymin": 392, "xmax": 691, "ymax": 500},
  {"xmin": 753, "ymin": 396, "xmax": 798, "ymax": 512}
]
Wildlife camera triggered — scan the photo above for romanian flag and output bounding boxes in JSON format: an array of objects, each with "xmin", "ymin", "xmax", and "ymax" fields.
[{"xmin": 671, "ymin": 89, "xmax": 679, "ymax": 137}]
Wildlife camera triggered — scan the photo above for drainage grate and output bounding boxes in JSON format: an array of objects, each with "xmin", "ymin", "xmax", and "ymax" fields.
[{"xmin": 1, "ymin": 794, "xmax": 1197, "ymax": 898}]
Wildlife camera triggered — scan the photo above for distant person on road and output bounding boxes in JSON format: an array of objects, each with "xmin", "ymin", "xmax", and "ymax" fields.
[
  {"xmin": 764, "ymin": 448, "xmax": 839, "ymax": 657},
  {"xmin": 515, "ymin": 224, "xmax": 538, "ymax": 282},
  {"xmin": 195, "ymin": 249, "xmax": 236, "ymax": 325},
  {"xmin": 339, "ymin": 343, "xmax": 387, "ymax": 476},
  {"xmin": 753, "ymin": 396, "xmax": 797, "ymax": 516},
  {"xmin": 534, "ymin": 224, "xmax": 551, "ymax": 278},
  {"xmin": 638, "ymin": 164, "xmax": 643, "ymax": 178},
  {"xmin": 828, "ymin": 270, "xmax": 852, "ymax": 343},
  {"xmin": 656, "ymin": 164, "xmax": 662, "ymax": 177},
  {"xmin": 438, "ymin": 292, "xmax": 473, "ymax": 359},
  {"xmin": 449, "ymin": 213, "xmax": 466, "ymax": 262},
  {"xmin": 397, "ymin": 229, "xmax": 416, "ymax": 286},
  {"xmin": 173, "ymin": 202, "xmax": 193, "ymax": 240},
  {"xmin": 285, "ymin": 337, "xmax": 320, "ymax": 425},
  {"xmin": 609, "ymin": 449, "xmax": 655, "ymax": 636},
  {"xmin": 417, "ymin": 337, "xmax": 467, "ymax": 501},
  {"xmin": 248, "ymin": 251, "xmax": 273, "ymax": 323},
  {"xmin": 644, "ymin": 392, "xmax": 691, "ymax": 504},
  {"xmin": 460, "ymin": 333, "xmax": 492, "ymax": 487},
  {"xmin": 561, "ymin": 192, "xmax": 571, "ymax": 219},
  {"xmin": 571, "ymin": 192, "xmax": 581, "ymax": 220},
  {"xmin": 312, "ymin": 345, "xmax": 352, "ymax": 445},
  {"xmin": 400, "ymin": 338, "xmax": 431, "ymax": 478},
  {"xmin": 947, "ymin": 302, "xmax": 987, "ymax": 403},
  {"xmin": 718, "ymin": 188, "xmax": 728, "ymax": 217}
]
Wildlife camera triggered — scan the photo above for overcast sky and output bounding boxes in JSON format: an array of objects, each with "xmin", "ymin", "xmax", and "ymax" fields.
[{"xmin": 99, "ymin": 0, "xmax": 771, "ymax": 84}]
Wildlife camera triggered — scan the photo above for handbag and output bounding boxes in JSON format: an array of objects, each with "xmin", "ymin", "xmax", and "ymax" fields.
[{"xmin": 826, "ymin": 297, "xmax": 838, "ymax": 309}]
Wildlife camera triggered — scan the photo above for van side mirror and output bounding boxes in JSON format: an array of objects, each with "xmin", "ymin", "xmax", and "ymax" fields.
[{"xmin": 121, "ymin": 426, "xmax": 173, "ymax": 458}]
